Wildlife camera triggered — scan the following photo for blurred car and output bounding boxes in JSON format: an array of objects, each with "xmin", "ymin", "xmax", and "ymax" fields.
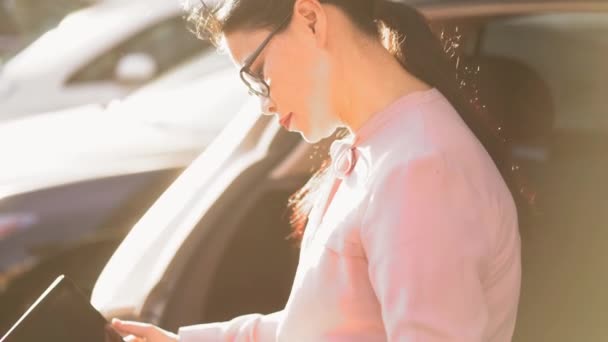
[
  {"xmin": 92, "ymin": 1, "xmax": 608, "ymax": 341},
  {"xmin": 0, "ymin": 51, "xmax": 248, "ymax": 334},
  {"xmin": 0, "ymin": 0, "xmax": 208, "ymax": 121}
]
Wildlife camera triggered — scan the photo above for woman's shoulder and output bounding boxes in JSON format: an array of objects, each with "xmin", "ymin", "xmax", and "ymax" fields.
[
  {"xmin": 365, "ymin": 138, "xmax": 501, "ymax": 220},
  {"xmin": 366, "ymin": 148, "xmax": 448, "ymax": 194},
  {"xmin": 359, "ymin": 120, "xmax": 448, "ymax": 189},
  {"xmin": 357, "ymin": 95, "xmax": 449, "ymax": 165},
  {"xmin": 360, "ymin": 89, "xmax": 497, "ymax": 192}
]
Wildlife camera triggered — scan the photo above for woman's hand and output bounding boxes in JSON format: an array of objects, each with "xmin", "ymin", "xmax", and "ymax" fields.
[{"xmin": 111, "ymin": 318, "xmax": 178, "ymax": 342}]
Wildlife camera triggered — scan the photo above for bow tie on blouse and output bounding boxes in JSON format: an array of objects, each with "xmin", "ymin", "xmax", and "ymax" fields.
[{"xmin": 329, "ymin": 138, "xmax": 358, "ymax": 180}]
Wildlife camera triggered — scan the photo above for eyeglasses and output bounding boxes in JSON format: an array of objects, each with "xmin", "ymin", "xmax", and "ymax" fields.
[{"xmin": 240, "ymin": 13, "xmax": 292, "ymax": 98}]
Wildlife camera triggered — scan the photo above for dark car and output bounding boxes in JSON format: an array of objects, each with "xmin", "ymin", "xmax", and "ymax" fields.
[{"xmin": 92, "ymin": 1, "xmax": 608, "ymax": 341}]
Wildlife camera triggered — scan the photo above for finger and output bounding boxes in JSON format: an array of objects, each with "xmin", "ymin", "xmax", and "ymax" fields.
[{"xmin": 111, "ymin": 319, "xmax": 153, "ymax": 337}]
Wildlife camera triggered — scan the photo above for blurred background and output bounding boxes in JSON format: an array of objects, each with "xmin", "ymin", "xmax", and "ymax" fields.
[
  {"xmin": 0, "ymin": 0, "xmax": 250, "ymax": 333},
  {"xmin": 1, "ymin": 0, "xmax": 92, "ymax": 64},
  {"xmin": 0, "ymin": 1, "xmax": 607, "ymax": 341}
]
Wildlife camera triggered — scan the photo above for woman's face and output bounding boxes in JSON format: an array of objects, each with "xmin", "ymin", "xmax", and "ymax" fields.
[{"xmin": 224, "ymin": 1, "xmax": 342, "ymax": 143}]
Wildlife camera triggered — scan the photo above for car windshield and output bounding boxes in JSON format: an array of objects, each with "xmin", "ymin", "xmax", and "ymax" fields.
[
  {"xmin": 116, "ymin": 68, "xmax": 248, "ymax": 131},
  {"xmin": 99, "ymin": 49, "xmax": 245, "ymax": 129}
]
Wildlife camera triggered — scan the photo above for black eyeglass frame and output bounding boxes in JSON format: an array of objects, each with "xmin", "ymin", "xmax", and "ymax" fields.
[{"xmin": 239, "ymin": 13, "xmax": 293, "ymax": 98}]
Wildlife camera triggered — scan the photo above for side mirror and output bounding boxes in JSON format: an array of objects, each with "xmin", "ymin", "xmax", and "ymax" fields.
[{"xmin": 114, "ymin": 53, "xmax": 158, "ymax": 85}]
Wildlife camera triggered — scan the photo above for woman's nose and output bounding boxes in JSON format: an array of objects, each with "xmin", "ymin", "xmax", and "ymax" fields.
[{"xmin": 260, "ymin": 96, "xmax": 277, "ymax": 116}]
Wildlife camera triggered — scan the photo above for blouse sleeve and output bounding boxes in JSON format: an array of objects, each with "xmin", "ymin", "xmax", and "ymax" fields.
[
  {"xmin": 178, "ymin": 310, "xmax": 283, "ymax": 342},
  {"xmin": 360, "ymin": 154, "xmax": 489, "ymax": 341}
]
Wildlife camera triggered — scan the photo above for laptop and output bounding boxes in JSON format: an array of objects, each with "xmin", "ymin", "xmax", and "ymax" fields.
[{"xmin": 0, "ymin": 274, "xmax": 125, "ymax": 342}]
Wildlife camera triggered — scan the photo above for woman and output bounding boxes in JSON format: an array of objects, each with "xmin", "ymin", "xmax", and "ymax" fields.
[{"xmin": 111, "ymin": 0, "xmax": 524, "ymax": 341}]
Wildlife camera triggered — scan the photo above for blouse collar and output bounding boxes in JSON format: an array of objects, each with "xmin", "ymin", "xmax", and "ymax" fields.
[{"xmin": 328, "ymin": 87, "xmax": 439, "ymax": 180}]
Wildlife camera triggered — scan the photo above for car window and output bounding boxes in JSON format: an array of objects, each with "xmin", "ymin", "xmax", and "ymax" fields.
[
  {"xmin": 67, "ymin": 15, "xmax": 208, "ymax": 84},
  {"xmin": 479, "ymin": 12, "xmax": 608, "ymax": 341},
  {"xmin": 480, "ymin": 12, "xmax": 608, "ymax": 132}
]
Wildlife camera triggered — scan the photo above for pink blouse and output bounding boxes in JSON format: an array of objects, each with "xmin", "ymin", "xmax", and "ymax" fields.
[{"xmin": 178, "ymin": 88, "xmax": 521, "ymax": 341}]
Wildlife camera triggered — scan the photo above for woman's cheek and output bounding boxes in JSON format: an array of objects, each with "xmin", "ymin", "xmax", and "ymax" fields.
[
  {"xmin": 272, "ymin": 50, "xmax": 334, "ymax": 140},
  {"xmin": 274, "ymin": 63, "xmax": 304, "ymax": 107},
  {"xmin": 309, "ymin": 59, "xmax": 334, "ymax": 130}
]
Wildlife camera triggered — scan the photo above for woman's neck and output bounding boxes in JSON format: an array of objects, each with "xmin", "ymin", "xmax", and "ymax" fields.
[{"xmin": 334, "ymin": 37, "xmax": 431, "ymax": 136}]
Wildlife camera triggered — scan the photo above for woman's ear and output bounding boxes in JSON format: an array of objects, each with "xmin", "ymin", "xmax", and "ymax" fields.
[{"xmin": 293, "ymin": 0, "xmax": 328, "ymax": 47}]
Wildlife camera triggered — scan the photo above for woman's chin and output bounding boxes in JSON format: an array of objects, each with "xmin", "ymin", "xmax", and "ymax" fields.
[
  {"xmin": 300, "ymin": 134, "xmax": 320, "ymax": 144},
  {"xmin": 299, "ymin": 126, "xmax": 336, "ymax": 144},
  {"xmin": 296, "ymin": 130, "xmax": 318, "ymax": 144}
]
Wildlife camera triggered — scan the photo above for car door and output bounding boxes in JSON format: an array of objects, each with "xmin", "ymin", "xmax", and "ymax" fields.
[{"xmin": 475, "ymin": 10, "xmax": 608, "ymax": 342}]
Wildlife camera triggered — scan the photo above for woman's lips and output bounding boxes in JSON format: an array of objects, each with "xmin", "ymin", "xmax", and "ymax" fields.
[{"xmin": 279, "ymin": 112, "xmax": 293, "ymax": 129}]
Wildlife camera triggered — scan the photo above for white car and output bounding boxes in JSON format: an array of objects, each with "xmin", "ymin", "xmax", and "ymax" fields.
[
  {"xmin": 0, "ymin": 50, "xmax": 236, "ymax": 198},
  {"xmin": 0, "ymin": 0, "xmax": 208, "ymax": 121},
  {"xmin": 93, "ymin": 2, "xmax": 608, "ymax": 342},
  {"xmin": 0, "ymin": 51, "xmax": 247, "ymax": 333}
]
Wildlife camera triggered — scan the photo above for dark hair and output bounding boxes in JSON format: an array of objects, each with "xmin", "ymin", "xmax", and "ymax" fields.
[{"xmin": 186, "ymin": 0, "xmax": 534, "ymax": 241}]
